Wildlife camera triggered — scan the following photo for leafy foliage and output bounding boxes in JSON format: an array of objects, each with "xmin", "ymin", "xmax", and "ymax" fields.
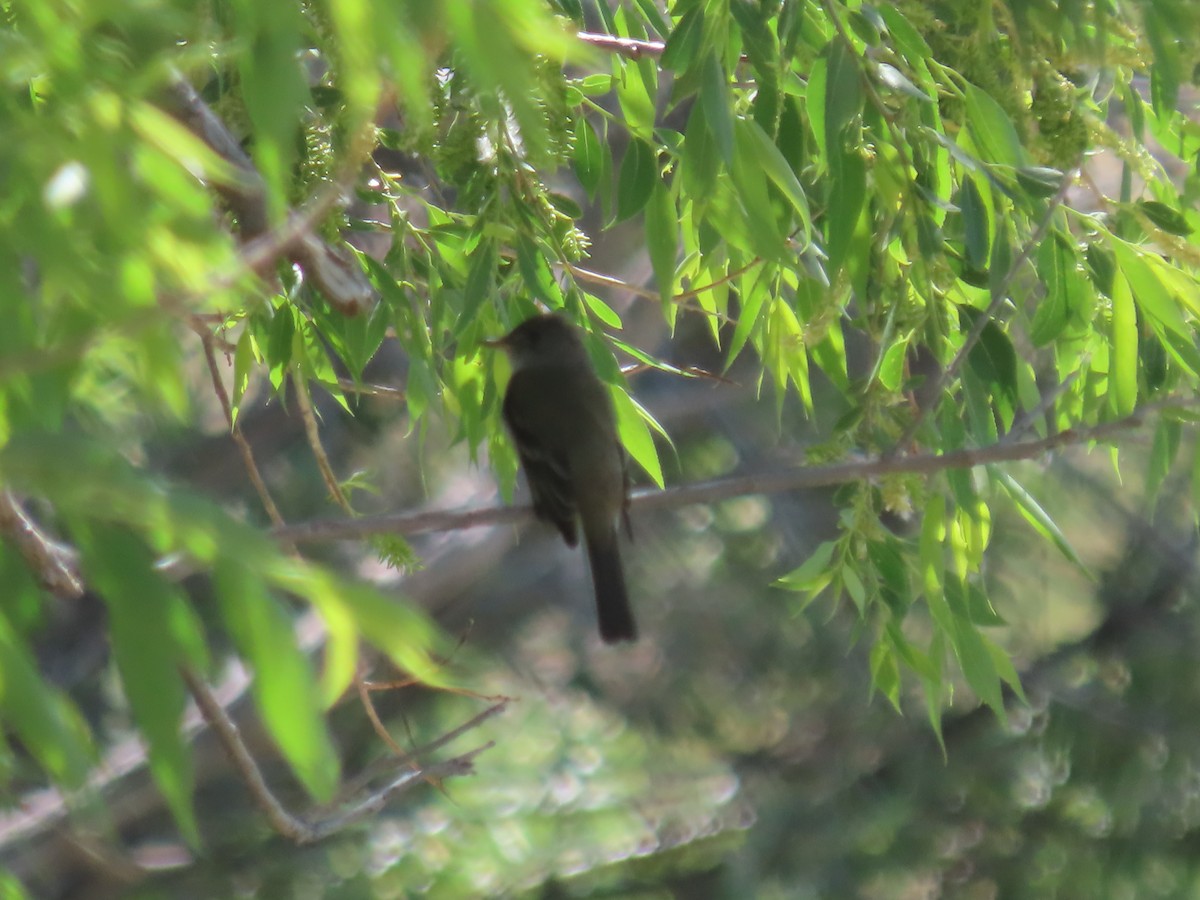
[{"xmin": 2, "ymin": 0, "xmax": 1200, "ymax": 893}]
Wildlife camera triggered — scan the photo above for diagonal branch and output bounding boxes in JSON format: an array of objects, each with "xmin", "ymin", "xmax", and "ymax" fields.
[
  {"xmin": 0, "ymin": 490, "xmax": 83, "ymax": 599},
  {"xmin": 161, "ymin": 74, "xmax": 376, "ymax": 316}
]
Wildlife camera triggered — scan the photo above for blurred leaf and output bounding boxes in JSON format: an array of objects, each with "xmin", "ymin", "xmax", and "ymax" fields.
[
  {"xmin": 875, "ymin": 62, "xmax": 931, "ymax": 102},
  {"xmin": 958, "ymin": 176, "xmax": 990, "ymax": 271},
  {"xmin": 215, "ymin": 560, "xmax": 340, "ymax": 803},
  {"xmin": 76, "ymin": 526, "xmax": 204, "ymax": 846},
  {"xmin": 1107, "ymin": 236, "xmax": 1190, "ymax": 338},
  {"xmin": 777, "ymin": 540, "xmax": 837, "ymax": 590},
  {"xmin": 1138, "ymin": 199, "xmax": 1193, "ymax": 236},
  {"xmin": 736, "ymin": 118, "xmax": 813, "ymax": 238},
  {"xmin": 0, "ymin": 609, "xmax": 93, "ymax": 790},
  {"xmin": 1145, "ymin": 418, "xmax": 1181, "ymax": 512},
  {"xmin": 1015, "ymin": 166, "xmax": 1064, "ymax": 199},
  {"xmin": 950, "ymin": 601, "xmax": 1005, "ymax": 720},
  {"xmin": 823, "ymin": 39, "xmax": 862, "ymax": 161}
]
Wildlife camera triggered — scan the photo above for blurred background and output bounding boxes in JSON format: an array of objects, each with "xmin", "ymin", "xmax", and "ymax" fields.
[
  {"xmin": 4, "ymin": 1, "xmax": 1200, "ymax": 897},
  {"xmin": 9, "ymin": 186, "xmax": 1200, "ymax": 899}
]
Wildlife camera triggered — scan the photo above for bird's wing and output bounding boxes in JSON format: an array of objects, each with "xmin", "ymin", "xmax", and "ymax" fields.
[{"xmin": 503, "ymin": 372, "xmax": 579, "ymax": 546}]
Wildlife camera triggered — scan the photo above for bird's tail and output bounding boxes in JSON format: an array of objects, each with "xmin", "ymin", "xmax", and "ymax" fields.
[{"xmin": 584, "ymin": 528, "xmax": 637, "ymax": 643}]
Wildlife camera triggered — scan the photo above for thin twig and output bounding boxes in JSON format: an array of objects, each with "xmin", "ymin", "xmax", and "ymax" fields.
[
  {"xmin": 890, "ymin": 170, "xmax": 1080, "ymax": 454},
  {"xmin": 196, "ymin": 325, "xmax": 289, "ymax": 531},
  {"xmin": 333, "ymin": 379, "xmax": 406, "ymax": 400},
  {"xmin": 356, "ymin": 671, "xmax": 408, "ymax": 757},
  {"xmin": 1003, "ymin": 366, "xmax": 1086, "ymax": 444},
  {"xmin": 300, "ymin": 744, "xmax": 492, "ymax": 841},
  {"xmin": 291, "ymin": 368, "xmax": 353, "ymax": 513},
  {"xmin": 336, "ymin": 701, "xmax": 509, "ymax": 801}
]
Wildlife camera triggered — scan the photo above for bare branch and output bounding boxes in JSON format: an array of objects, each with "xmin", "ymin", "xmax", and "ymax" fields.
[
  {"xmin": 576, "ymin": 31, "xmax": 666, "ymax": 60},
  {"xmin": 0, "ymin": 490, "xmax": 83, "ymax": 599},
  {"xmin": 300, "ymin": 744, "xmax": 492, "ymax": 841},
  {"xmin": 182, "ymin": 666, "xmax": 314, "ymax": 842},
  {"xmin": 272, "ymin": 404, "xmax": 1166, "ymax": 545},
  {"xmin": 182, "ymin": 667, "xmax": 495, "ymax": 844}
]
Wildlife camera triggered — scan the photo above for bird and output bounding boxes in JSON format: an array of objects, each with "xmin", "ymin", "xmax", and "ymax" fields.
[{"xmin": 484, "ymin": 314, "xmax": 636, "ymax": 643}]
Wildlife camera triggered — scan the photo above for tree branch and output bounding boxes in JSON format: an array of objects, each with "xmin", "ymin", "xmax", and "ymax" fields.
[
  {"xmin": 576, "ymin": 31, "xmax": 667, "ymax": 61},
  {"xmin": 182, "ymin": 667, "xmax": 497, "ymax": 845},
  {"xmin": 161, "ymin": 74, "xmax": 376, "ymax": 316},
  {"xmin": 272, "ymin": 405, "xmax": 1164, "ymax": 545},
  {"xmin": 0, "ymin": 490, "xmax": 83, "ymax": 599}
]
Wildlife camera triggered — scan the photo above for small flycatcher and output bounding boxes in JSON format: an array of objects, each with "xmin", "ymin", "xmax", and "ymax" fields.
[{"xmin": 485, "ymin": 314, "xmax": 636, "ymax": 643}]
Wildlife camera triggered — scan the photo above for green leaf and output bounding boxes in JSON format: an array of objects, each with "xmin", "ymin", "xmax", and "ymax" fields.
[
  {"xmin": 877, "ymin": 340, "xmax": 906, "ymax": 391},
  {"xmin": 573, "ymin": 115, "xmax": 607, "ymax": 199},
  {"xmin": 516, "ymin": 239, "xmax": 563, "ymax": 308},
  {"xmin": 460, "ymin": 240, "xmax": 498, "ymax": 335},
  {"xmin": 953, "ymin": 615, "xmax": 1006, "ymax": 720},
  {"xmin": 660, "ymin": 5, "xmax": 705, "ymax": 72},
  {"xmin": 729, "ymin": 139, "xmax": 789, "ymax": 260},
  {"xmin": 612, "ymin": 386, "xmax": 665, "ymax": 488},
  {"xmin": 682, "ymin": 99, "xmax": 720, "ymax": 199},
  {"xmin": 874, "ymin": 62, "xmax": 932, "ymax": 102},
  {"xmin": 958, "ymin": 176, "xmax": 990, "ymax": 270},
  {"xmin": 215, "ymin": 561, "xmax": 340, "ymax": 803},
  {"xmin": 700, "ymin": 53, "xmax": 735, "ymax": 164},
  {"xmin": 578, "ymin": 74, "xmax": 614, "ymax": 95},
  {"xmin": 870, "ymin": 638, "xmax": 901, "ymax": 710},
  {"xmin": 876, "ymin": 6, "xmax": 931, "ymax": 63},
  {"xmin": 1145, "ymin": 418, "xmax": 1181, "ymax": 511},
  {"xmin": 0, "ymin": 610, "xmax": 93, "ymax": 789},
  {"xmin": 823, "ymin": 39, "xmax": 862, "ymax": 164},
  {"xmin": 735, "ymin": 118, "xmax": 813, "ymax": 240},
  {"xmin": 961, "ymin": 311, "xmax": 1017, "ymax": 403},
  {"xmin": 1107, "ymin": 236, "xmax": 1191, "ymax": 338},
  {"xmin": 777, "ymin": 540, "xmax": 837, "ymax": 590},
  {"xmin": 615, "ymin": 54, "xmax": 657, "ymax": 141},
  {"xmin": 1110, "ymin": 270, "xmax": 1138, "ymax": 416},
  {"xmin": 616, "ymin": 138, "xmax": 657, "ymax": 222},
  {"xmin": 726, "ymin": 267, "xmax": 770, "ymax": 366},
  {"xmin": 963, "ymin": 83, "xmax": 1024, "ymax": 167},
  {"xmin": 645, "ymin": 179, "xmax": 678, "ymax": 303},
  {"xmin": 1031, "ymin": 233, "xmax": 1079, "ymax": 346},
  {"xmin": 1138, "ymin": 199, "xmax": 1193, "ymax": 236},
  {"xmin": 1016, "ymin": 165, "xmax": 1064, "ymax": 198},
  {"xmin": 992, "ymin": 469, "xmax": 1089, "ymax": 575}
]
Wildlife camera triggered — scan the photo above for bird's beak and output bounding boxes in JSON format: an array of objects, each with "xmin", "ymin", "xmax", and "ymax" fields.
[{"xmin": 481, "ymin": 335, "xmax": 509, "ymax": 350}]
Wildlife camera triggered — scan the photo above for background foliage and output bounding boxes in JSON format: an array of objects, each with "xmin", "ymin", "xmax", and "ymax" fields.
[{"xmin": 3, "ymin": 0, "xmax": 1200, "ymax": 896}]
